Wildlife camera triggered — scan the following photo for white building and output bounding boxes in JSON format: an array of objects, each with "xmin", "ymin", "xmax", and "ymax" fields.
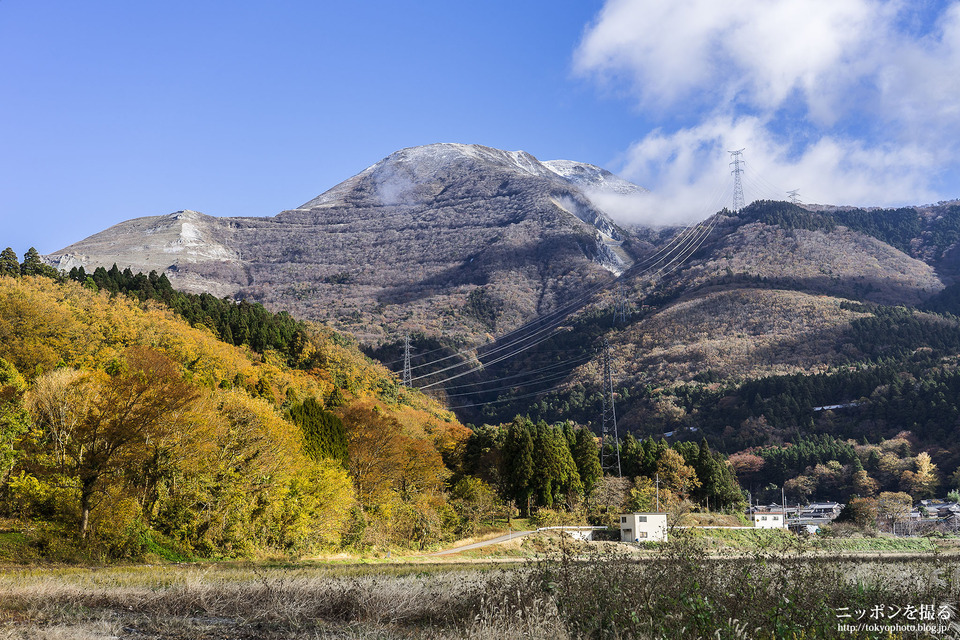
[
  {"xmin": 748, "ymin": 511, "xmax": 785, "ymax": 529},
  {"xmin": 619, "ymin": 513, "xmax": 668, "ymax": 542}
]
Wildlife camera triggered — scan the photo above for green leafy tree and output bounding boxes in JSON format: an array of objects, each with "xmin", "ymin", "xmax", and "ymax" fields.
[
  {"xmin": 0, "ymin": 358, "xmax": 29, "ymax": 485},
  {"xmin": 461, "ymin": 424, "xmax": 504, "ymax": 487},
  {"xmin": 450, "ymin": 476, "xmax": 501, "ymax": 534}
]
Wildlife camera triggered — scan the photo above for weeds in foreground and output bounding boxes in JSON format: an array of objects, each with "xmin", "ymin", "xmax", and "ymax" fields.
[
  {"xmin": 1, "ymin": 538, "xmax": 959, "ymax": 638},
  {"xmin": 535, "ymin": 532, "xmax": 960, "ymax": 639}
]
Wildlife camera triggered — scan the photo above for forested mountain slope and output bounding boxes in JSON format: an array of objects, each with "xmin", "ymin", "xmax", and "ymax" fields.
[
  {"xmin": 0, "ymin": 271, "xmax": 471, "ymax": 559},
  {"xmin": 444, "ymin": 202, "xmax": 960, "ymax": 493}
]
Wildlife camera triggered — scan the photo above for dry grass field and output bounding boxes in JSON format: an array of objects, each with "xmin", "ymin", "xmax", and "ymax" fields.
[{"xmin": 2, "ymin": 532, "xmax": 960, "ymax": 639}]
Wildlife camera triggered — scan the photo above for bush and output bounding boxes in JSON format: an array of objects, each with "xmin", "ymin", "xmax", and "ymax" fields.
[{"xmin": 529, "ymin": 509, "xmax": 583, "ymax": 528}]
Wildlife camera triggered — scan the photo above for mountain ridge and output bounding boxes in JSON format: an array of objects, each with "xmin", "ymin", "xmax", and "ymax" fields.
[{"xmin": 46, "ymin": 143, "xmax": 646, "ymax": 345}]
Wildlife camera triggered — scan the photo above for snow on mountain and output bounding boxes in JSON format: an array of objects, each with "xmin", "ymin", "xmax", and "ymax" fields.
[{"xmin": 543, "ymin": 159, "xmax": 647, "ymax": 196}]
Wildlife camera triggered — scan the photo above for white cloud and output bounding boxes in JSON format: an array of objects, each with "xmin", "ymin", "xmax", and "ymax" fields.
[
  {"xmin": 575, "ymin": 0, "xmax": 960, "ymax": 215},
  {"xmin": 605, "ymin": 115, "xmax": 940, "ymax": 225},
  {"xmin": 575, "ymin": 0, "xmax": 878, "ymax": 114}
]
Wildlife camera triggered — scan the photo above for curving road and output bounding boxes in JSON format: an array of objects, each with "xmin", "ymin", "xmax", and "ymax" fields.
[{"xmin": 426, "ymin": 530, "xmax": 536, "ymax": 556}]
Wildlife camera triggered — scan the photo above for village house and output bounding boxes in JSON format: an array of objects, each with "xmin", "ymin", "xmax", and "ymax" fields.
[
  {"xmin": 748, "ymin": 511, "xmax": 786, "ymax": 529},
  {"xmin": 745, "ymin": 504, "xmax": 787, "ymax": 529},
  {"xmin": 799, "ymin": 502, "xmax": 843, "ymax": 519},
  {"xmin": 619, "ymin": 513, "xmax": 668, "ymax": 542},
  {"xmin": 936, "ymin": 503, "xmax": 960, "ymax": 519}
]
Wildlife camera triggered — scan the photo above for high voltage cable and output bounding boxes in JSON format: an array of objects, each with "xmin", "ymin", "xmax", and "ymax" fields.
[
  {"xmin": 441, "ymin": 368, "xmax": 583, "ymax": 398},
  {"xmin": 389, "ymin": 156, "xmax": 732, "ymax": 375},
  {"xmin": 417, "ymin": 323, "xmax": 578, "ymax": 388},
  {"xmin": 403, "ymin": 173, "xmax": 735, "ymax": 392},
  {"xmin": 437, "ymin": 354, "xmax": 594, "ymax": 391},
  {"xmin": 425, "ymin": 183, "xmax": 736, "ymax": 397},
  {"xmin": 398, "ymin": 207, "xmax": 716, "ymax": 375},
  {"xmin": 419, "ymin": 208, "xmax": 729, "ymax": 390},
  {"xmin": 654, "ymin": 202, "xmax": 727, "ymax": 279},
  {"xmin": 421, "ymin": 221, "xmax": 721, "ymax": 392},
  {"xmin": 442, "ymin": 380, "xmax": 582, "ymax": 410},
  {"xmin": 438, "ymin": 153, "xmax": 773, "ymax": 412}
]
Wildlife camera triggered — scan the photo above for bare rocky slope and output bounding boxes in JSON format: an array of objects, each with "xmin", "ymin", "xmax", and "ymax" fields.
[{"xmin": 47, "ymin": 144, "xmax": 642, "ymax": 345}]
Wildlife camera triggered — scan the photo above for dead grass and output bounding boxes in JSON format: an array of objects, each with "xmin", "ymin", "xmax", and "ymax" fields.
[{"xmin": 3, "ymin": 538, "xmax": 960, "ymax": 639}]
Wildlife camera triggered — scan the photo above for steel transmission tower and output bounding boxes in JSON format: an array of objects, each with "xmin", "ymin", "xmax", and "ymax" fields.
[
  {"xmin": 787, "ymin": 189, "xmax": 801, "ymax": 205},
  {"xmin": 599, "ymin": 338, "xmax": 622, "ymax": 477},
  {"xmin": 729, "ymin": 148, "xmax": 746, "ymax": 212},
  {"xmin": 612, "ymin": 280, "xmax": 629, "ymax": 327},
  {"xmin": 402, "ymin": 333, "xmax": 413, "ymax": 387}
]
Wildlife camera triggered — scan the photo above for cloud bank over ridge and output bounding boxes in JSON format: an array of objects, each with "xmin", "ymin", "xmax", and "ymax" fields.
[{"xmin": 575, "ymin": 0, "xmax": 960, "ymax": 221}]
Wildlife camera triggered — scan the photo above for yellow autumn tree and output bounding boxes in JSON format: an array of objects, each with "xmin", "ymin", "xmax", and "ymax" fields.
[
  {"xmin": 656, "ymin": 448, "xmax": 701, "ymax": 501},
  {"xmin": 901, "ymin": 452, "xmax": 938, "ymax": 498},
  {"xmin": 27, "ymin": 347, "xmax": 199, "ymax": 537}
]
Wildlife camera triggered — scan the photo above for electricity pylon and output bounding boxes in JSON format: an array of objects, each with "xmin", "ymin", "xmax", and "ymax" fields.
[
  {"xmin": 729, "ymin": 148, "xmax": 745, "ymax": 212},
  {"xmin": 402, "ymin": 333, "xmax": 412, "ymax": 387},
  {"xmin": 600, "ymin": 338, "xmax": 622, "ymax": 477},
  {"xmin": 612, "ymin": 280, "xmax": 629, "ymax": 327}
]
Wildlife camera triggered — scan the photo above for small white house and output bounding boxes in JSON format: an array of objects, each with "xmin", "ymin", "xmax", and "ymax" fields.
[
  {"xmin": 748, "ymin": 511, "xmax": 785, "ymax": 529},
  {"xmin": 619, "ymin": 513, "xmax": 668, "ymax": 542}
]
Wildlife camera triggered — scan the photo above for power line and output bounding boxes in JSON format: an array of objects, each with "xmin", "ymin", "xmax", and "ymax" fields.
[
  {"xmin": 441, "ymin": 367, "xmax": 583, "ymax": 398},
  {"xmin": 421, "ymin": 213, "xmax": 726, "ymax": 393},
  {"xmin": 397, "ymin": 169, "xmax": 733, "ymax": 400},
  {"xmin": 402, "ymin": 206, "xmax": 722, "ymax": 377},
  {"xmin": 442, "ymin": 380, "xmax": 581, "ymax": 410},
  {"xmin": 437, "ymin": 354, "xmax": 594, "ymax": 392}
]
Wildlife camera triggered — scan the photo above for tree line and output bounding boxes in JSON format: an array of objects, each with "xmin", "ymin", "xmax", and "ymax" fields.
[
  {"xmin": 460, "ymin": 417, "xmax": 746, "ymax": 525},
  {"xmin": 1, "ymin": 247, "xmax": 313, "ymax": 366}
]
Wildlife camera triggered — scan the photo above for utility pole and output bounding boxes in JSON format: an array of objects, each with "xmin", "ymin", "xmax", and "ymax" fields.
[
  {"xmin": 655, "ymin": 473, "xmax": 661, "ymax": 512},
  {"xmin": 402, "ymin": 333, "xmax": 412, "ymax": 388},
  {"xmin": 600, "ymin": 338, "xmax": 622, "ymax": 477},
  {"xmin": 781, "ymin": 485, "xmax": 787, "ymax": 528},
  {"xmin": 787, "ymin": 189, "xmax": 801, "ymax": 205},
  {"xmin": 729, "ymin": 148, "xmax": 745, "ymax": 212}
]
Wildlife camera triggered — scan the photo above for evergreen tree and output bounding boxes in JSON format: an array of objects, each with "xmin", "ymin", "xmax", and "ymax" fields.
[
  {"xmin": 20, "ymin": 247, "xmax": 56, "ymax": 278},
  {"xmin": 502, "ymin": 416, "xmax": 535, "ymax": 514},
  {"xmin": 0, "ymin": 248, "xmax": 19, "ymax": 278},
  {"xmin": 287, "ymin": 397, "xmax": 348, "ymax": 466},
  {"xmin": 571, "ymin": 426, "xmax": 602, "ymax": 497},
  {"xmin": 531, "ymin": 421, "xmax": 581, "ymax": 508},
  {"xmin": 619, "ymin": 433, "xmax": 643, "ymax": 477}
]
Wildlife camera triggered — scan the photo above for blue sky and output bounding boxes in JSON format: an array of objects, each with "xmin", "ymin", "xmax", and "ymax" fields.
[{"xmin": 2, "ymin": 0, "xmax": 959, "ymax": 255}]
